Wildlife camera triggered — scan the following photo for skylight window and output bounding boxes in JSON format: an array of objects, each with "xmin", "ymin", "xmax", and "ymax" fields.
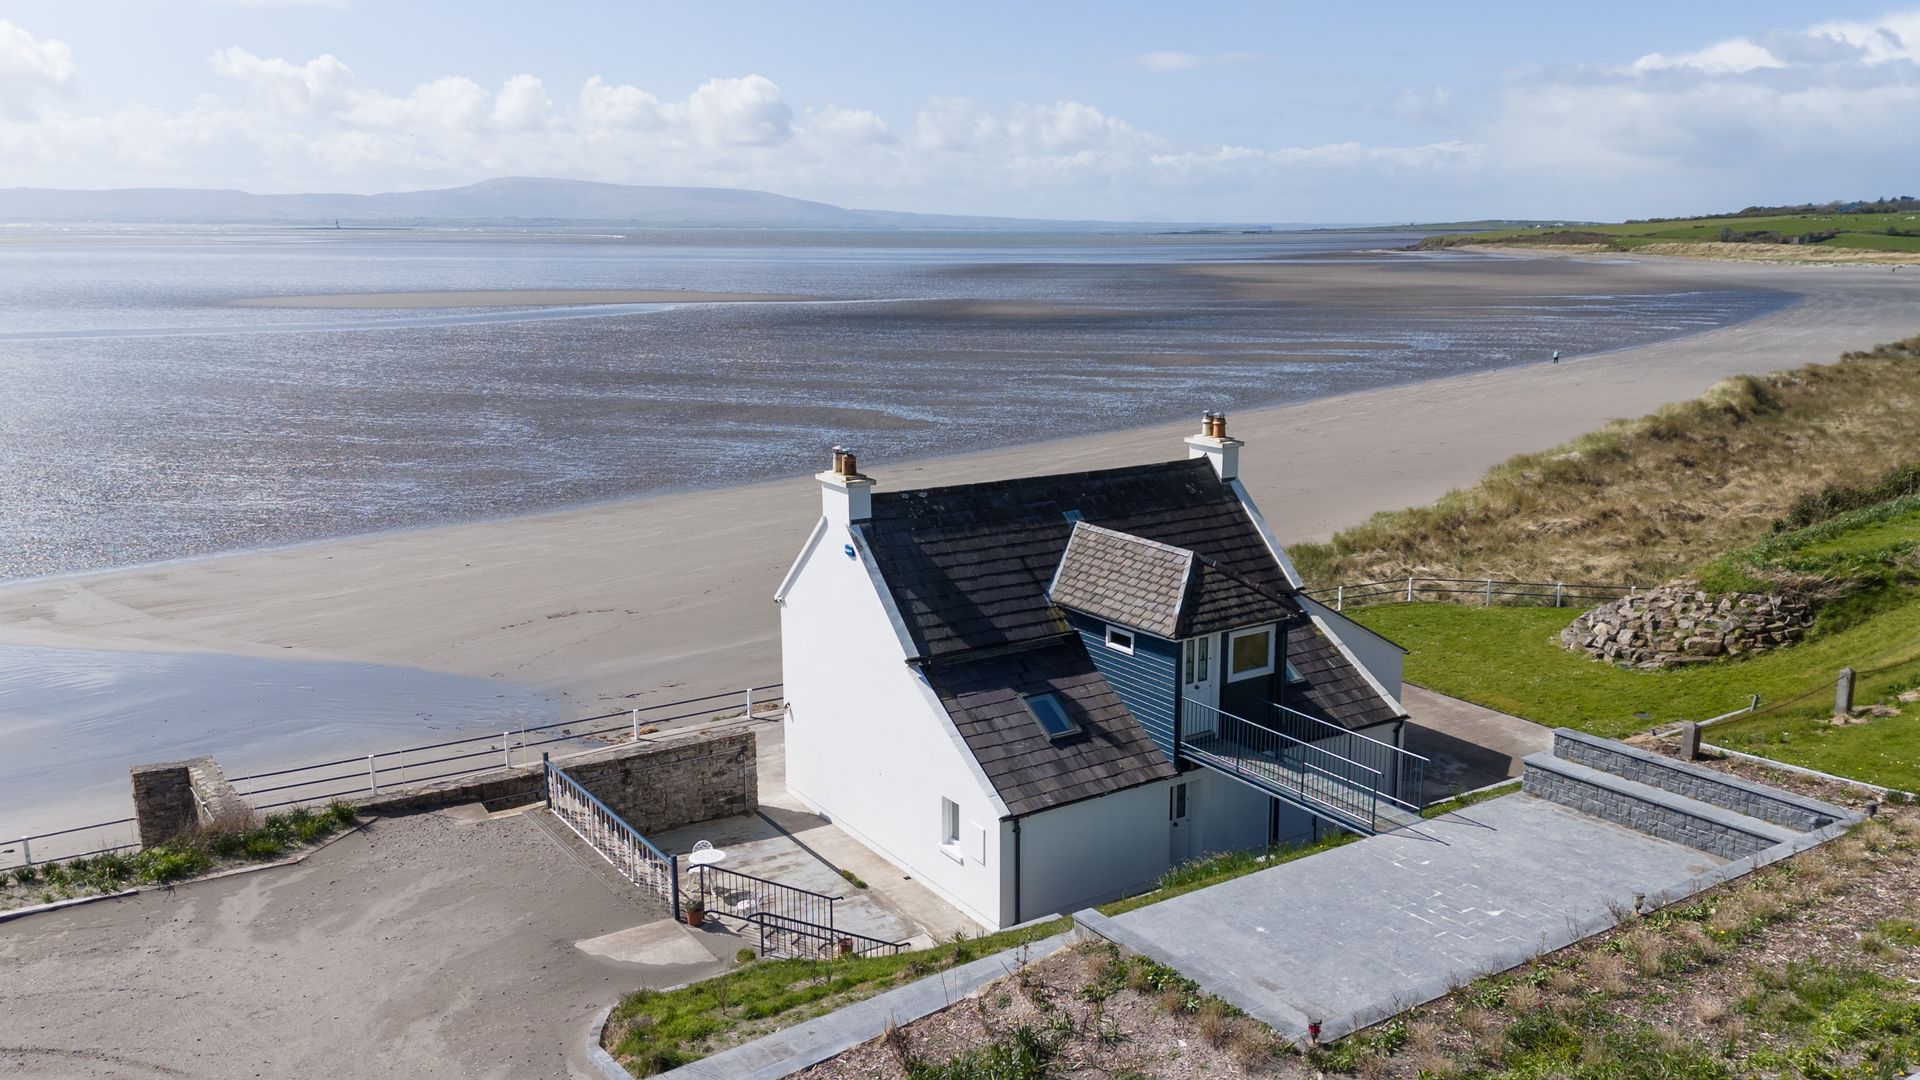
[
  {"xmin": 1024, "ymin": 692, "xmax": 1081, "ymax": 741},
  {"xmin": 1285, "ymin": 662, "xmax": 1305, "ymax": 684}
]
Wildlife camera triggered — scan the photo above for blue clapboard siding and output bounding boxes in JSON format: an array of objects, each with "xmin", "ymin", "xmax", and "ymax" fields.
[{"xmin": 1069, "ymin": 613, "xmax": 1180, "ymax": 760}]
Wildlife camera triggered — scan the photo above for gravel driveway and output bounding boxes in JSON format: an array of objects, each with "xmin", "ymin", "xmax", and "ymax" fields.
[{"xmin": 0, "ymin": 807, "xmax": 712, "ymax": 1079}]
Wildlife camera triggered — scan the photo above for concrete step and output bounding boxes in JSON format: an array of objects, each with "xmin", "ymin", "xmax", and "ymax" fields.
[
  {"xmin": 1548, "ymin": 729, "xmax": 1847, "ymax": 832},
  {"xmin": 1523, "ymin": 752, "xmax": 1803, "ymax": 860}
]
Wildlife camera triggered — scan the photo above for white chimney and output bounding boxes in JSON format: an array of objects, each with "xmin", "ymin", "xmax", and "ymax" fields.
[
  {"xmin": 1185, "ymin": 411, "xmax": 1242, "ymax": 480},
  {"xmin": 817, "ymin": 445, "xmax": 875, "ymax": 525}
]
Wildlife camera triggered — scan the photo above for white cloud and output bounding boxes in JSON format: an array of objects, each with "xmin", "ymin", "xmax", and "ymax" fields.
[
  {"xmin": 1809, "ymin": 11, "xmax": 1920, "ymax": 64},
  {"xmin": 1136, "ymin": 50, "xmax": 1257, "ymax": 73},
  {"xmin": 491, "ymin": 74, "xmax": 550, "ymax": 131},
  {"xmin": 0, "ymin": 20, "xmax": 76, "ymax": 119},
  {"xmin": 1629, "ymin": 37, "xmax": 1785, "ymax": 74},
  {"xmin": 210, "ymin": 47, "xmax": 356, "ymax": 114},
  {"xmin": 805, "ymin": 105, "xmax": 892, "ymax": 146},
  {"xmin": 686, "ymin": 74, "xmax": 791, "ymax": 146},
  {"xmin": 1392, "ymin": 85, "xmax": 1453, "ymax": 120}
]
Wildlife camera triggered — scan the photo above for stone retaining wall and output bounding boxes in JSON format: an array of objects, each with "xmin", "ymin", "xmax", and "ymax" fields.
[
  {"xmin": 355, "ymin": 728, "xmax": 757, "ymax": 835},
  {"xmin": 1551, "ymin": 730, "xmax": 1839, "ymax": 831},
  {"xmin": 1523, "ymin": 758, "xmax": 1778, "ymax": 860},
  {"xmin": 1558, "ymin": 583, "xmax": 1812, "ymax": 668}
]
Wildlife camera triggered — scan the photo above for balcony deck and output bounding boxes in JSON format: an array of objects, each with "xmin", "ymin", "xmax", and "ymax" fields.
[{"xmin": 1179, "ymin": 700, "xmax": 1426, "ymax": 835}]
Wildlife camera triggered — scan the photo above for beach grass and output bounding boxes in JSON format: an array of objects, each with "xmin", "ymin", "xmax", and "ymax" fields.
[{"xmin": 1290, "ymin": 335, "xmax": 1920, "ymax": 591}]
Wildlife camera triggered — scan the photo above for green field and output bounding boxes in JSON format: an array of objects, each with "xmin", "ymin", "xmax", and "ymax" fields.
[
  {"xmin": 1423, "ymin": 209, "xmax": 1920, "ymax": 254},
  {"xmin": 1350, "ymin": 601, "xmax": 1920, "ymax": 791}
]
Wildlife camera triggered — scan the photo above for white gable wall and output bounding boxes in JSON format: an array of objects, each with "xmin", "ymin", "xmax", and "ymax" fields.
[{"xmin": 779, "ymin": 519, "xmax": 1009, "ymax": 930}]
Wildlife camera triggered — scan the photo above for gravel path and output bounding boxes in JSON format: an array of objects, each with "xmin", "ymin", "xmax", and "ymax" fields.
[{"xmin": 0, "ymin": 809, "xmax": 705, "ymax": 1079}]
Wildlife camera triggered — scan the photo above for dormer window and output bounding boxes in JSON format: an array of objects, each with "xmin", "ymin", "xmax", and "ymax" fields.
[
  {"xmin": 1023, "ymin": 692, "xmax": 1081, "ymax": 742},
  {"xmin": 1104, "ymin": 626, "xmax": 1135, "ymax": 655},
  {"xmin": 1227, "ymin": 626, "xmax": 1274, "ymax": 681}
]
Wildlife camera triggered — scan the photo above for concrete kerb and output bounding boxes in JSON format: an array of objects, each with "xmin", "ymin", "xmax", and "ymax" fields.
[
  {"xmin": 1700, "ymin": 741, "xmax": 1919, "ymax": 801},
  {"xmin": 620, "ymin": 931, "xmax": 1076, "ymax": 1080}
]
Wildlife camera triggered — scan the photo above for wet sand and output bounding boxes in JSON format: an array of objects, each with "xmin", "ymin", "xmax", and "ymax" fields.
[
  {"xmin": 230, "ymin": 287, "xmax": 814, "ymax": 307},
  {"xmin": 2, "ymin": 253, "xmax": 1917, "ymax": 726}
]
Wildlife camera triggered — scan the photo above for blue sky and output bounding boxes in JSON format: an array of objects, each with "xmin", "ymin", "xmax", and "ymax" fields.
[{"xmin": 2, "ymin": 2, "xmax": 1916, "ymax": 221}]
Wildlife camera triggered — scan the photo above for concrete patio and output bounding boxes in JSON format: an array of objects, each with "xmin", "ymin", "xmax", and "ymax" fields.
[{"xmin": 1080, "ymin": 792, "xmax": 1730, "ymax": 1042}]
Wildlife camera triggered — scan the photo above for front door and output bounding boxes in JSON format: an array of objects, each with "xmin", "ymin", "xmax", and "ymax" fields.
[
  {"xmin": 1181, "ymin": 635, "xmax": 1218, "ymax": 739},
  {"xmin": 1168, "ymin": 780, "xmax": 1197, "ymax": 863}
]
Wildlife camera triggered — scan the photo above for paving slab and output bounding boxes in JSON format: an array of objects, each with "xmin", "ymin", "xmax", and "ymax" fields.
[{"xmin": 1081, "ymin": 793, "xmax": 1723, "ymax": 1041}]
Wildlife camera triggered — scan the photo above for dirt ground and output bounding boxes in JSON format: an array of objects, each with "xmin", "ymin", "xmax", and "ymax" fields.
[
  {"xmin": 0, "ymin": 807, "xmax": 721, "ymax": 1079},
  {"xmin": 799, "ymin": 940, "xmax": 1314, "ymax": 1080}
]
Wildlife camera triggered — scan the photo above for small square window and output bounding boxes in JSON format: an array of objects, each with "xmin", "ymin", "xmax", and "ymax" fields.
[
  {"xmin": 1228, "ymin": 628, "xmax": 1274, "ymax": 680},
  {"xmin": 1105, "ymin": 626, "xmax": 1135, "ymax": 654},
  {"xmin": 1024, "ymin": 692, "xmax": 1081, "ymax": 741},
  {"xmin": 940, "ymin": 797, "xmax": 961, "ymax": 851}
]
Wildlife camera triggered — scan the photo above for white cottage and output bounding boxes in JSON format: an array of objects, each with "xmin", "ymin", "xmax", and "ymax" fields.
[{"xmin": 776, "ymin": 414, "xmax": 1418, "ymax": 930}]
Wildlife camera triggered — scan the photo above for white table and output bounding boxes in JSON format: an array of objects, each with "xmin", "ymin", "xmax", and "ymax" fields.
[{"xmin": 685, "ymin": 848, "xmax": 727, "ymax": 867}]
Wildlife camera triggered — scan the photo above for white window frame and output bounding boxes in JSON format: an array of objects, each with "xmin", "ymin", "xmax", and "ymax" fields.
[
  {"xmin": 939, "ymin": 797, "xmax": 963, "ymax": 862},
  {"xmin": 1226, "ymin": 626, "xmax": 1275, "ymax": 682},
  {"xmin": 1104, "ymin": 625, "xmax": 1136, "ymax": 655}
]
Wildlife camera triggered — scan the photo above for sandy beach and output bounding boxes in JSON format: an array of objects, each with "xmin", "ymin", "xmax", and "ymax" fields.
[{"xmin": 3, "ymin": 253, "xmax": 1917, "ymax": 726}]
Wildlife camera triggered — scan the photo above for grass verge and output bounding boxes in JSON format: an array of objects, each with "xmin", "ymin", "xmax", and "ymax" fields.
[
  {"xmin": 604, "ymin": 918, "xmax": 1069, "ymax": 1077},
  {"xmin": 2, "ymin": 802, "xmax": 359, "ymax": 910}
]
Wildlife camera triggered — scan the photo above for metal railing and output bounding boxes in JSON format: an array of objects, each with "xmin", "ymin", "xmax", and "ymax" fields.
[
  {"xmin": 1308, "ymin": 577, "xmax": 1641, "ymax": 612},
  {"xmin": 2, "ymin": 683, "xmax": 781, "ymax": 870},
  {"xmin": 545, "ymin": 761, "xmax": 678, "ymax": 907},
  {"xmin": 1178, "ymin": 699, "xmax": 1425, "ymax": 834},
  {"xmin": 0, "ymin": 818, "xmax": 138, "ymax": 869},
  {"xmin": 746, "ymin": 911, "xmax": 909, "ymax": 960},
  {"xmin": 687, "ymin": 863, "xmax": 839, "ymax": 936},
  {"xmin": 1266, "ymin": 702, "xmax": 1426, "ymax": 813}
]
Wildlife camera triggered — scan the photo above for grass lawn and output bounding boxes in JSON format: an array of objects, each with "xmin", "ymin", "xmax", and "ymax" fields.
[
  {"xmin": 1424, "ymin": 210, "xmax": 1920, "ymax": 254},
  {"xmin": 1710, "ymin": 711, "xmax": 1920, "ymax": 794},
  {"xmin": 1349, "ymin": 602, "xmax": 1920, "ymax": 743}
]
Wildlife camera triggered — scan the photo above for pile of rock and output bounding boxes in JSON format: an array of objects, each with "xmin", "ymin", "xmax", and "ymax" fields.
[{"xmin": 1559, "ymin": 583, "xmax": 1814, "ymax": 668}]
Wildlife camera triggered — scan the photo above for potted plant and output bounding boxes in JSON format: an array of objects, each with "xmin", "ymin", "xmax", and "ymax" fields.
[{"xmin": 684, "ymin": 899, "xmax": 706, "ymax": 928}]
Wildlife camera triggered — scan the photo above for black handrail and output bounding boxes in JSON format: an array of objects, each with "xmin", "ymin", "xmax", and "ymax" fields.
[{"xmin": 746, "ymin": 911, "xmax": 908, "ymax": 959}]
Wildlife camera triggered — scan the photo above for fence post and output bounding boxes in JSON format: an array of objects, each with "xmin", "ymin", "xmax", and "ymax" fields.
[
  {"xmin": 1749, "ymin": 693, "xmax": 1760, "ymax": 713},
  {"xmin": 670, "ymin": 854, "xmax": 682, "ymax": 923},
  {"xmin": 1336, "ymin": 585, "xmax": 1344, "ymax": 611},
  {"xmin": 18, "ymin": 837, "xmax": 29, "ymax": 866},
  {"xmin": 1678, "ymin": 721, "xmax": 1702, "ymax": 760},
  {"xmin": 1836, "ymin": 667, "xmax": 1856, "ymax": 716},
  {"xmin": 631, "ymin": 708, "xmax": 640, "ymax": 743},
  {"xmin": 367, "ymin": 754, "xmax": 379, "ymax": 795},
  {"xmin": 745, "ymin": 686, "xmax": 755, "ymax": 721},
  {"xmin": 1484, "ymin": 578, "xmax": 1494, "ymax": 607},
  {"xmin": 1555, "ymin": 582, "xmax": 1564, "ymax": 607},
  {"xmin": 1406, "ymin": 576, "xmax": 1415, "ymax": 603},
  {"xmin": 503, "ymin": 731, "xmax": 512, "ymax": 768},
  {"xmin": 542, "ymin": 753, "xmax": 551, "ymax": 808}
]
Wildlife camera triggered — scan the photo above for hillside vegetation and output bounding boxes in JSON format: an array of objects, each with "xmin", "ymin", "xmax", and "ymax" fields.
[
  {"xmin": 1418, "ymin": 209, "xmax": 1920, "ymax": 259},
  {"xmin": 1291, "ymin": 336, "xmax": 1920, "ymax": 589}
]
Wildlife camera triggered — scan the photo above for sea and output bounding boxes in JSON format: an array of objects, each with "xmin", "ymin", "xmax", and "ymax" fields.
[
  {"xmin": 0, "ymin": 225, "xmax": 1796, "ymax": 582},
  {"xmin": 0, "ymin": 225, "xmax": 1802, "ymax": 843}
]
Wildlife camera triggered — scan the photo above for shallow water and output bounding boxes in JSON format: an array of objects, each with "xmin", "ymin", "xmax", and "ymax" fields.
[
  {"xmin": 0, "ymin": 643, "xmax": 563, "ymax": 845},
  {"xmin": 0, "ymin": 226, "xmax": 1793, "ymax": 581}
]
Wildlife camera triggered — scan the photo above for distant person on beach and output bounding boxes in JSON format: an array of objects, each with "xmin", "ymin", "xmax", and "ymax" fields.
[{"xmin": 1552, "ymin": 350, "xmax": 1560, "ymax": 363}]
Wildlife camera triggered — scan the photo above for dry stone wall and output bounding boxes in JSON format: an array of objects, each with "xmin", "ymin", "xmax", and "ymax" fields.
[{"xmin": 1558, "ymin": 583, "xmax": 1813, "ymax": 668}]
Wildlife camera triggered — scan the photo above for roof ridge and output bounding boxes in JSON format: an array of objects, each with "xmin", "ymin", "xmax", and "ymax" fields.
[
  {"xmin": 1068, "ymin": 521, "xmax": 1197, "ymax": 561},
  {"xmin": 870, "ymin": 456, "xmax": 1208, "ymax": 505}
]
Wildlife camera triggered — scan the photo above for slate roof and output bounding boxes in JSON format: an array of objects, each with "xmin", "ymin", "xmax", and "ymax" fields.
[
  {"xmin": 863, "ymin": 458, "xmax": 1292, "ymax": 658},
  {"xmin": 1048, "ymin": 523, "xmax": 1193, "ymax": 638},
  {"xmin": 1286, "ymin": 621, "xmax": 1405, "ymax": 729},
  {"xmin": 925, "ymin": 639, "xmax": 1180, "ymax": 816}
]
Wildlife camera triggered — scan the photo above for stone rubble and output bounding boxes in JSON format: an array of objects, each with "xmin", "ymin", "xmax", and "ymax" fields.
[{"xmin": 1558, "ymin": 582, "xmax": 1814, "ymax": 668}]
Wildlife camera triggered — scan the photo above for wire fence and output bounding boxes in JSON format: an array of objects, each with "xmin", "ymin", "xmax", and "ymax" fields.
[
  {"xmin": 1306, "ymin": 577, "xmax": 1642, "ymax": 612},
  {"xmin": 2, "ymin": 683, "xmax": 783, "ymax": 870}
]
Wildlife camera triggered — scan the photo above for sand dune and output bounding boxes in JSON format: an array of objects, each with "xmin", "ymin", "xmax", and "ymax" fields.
[{"xmin": 3, "ymin": 253, "xmax": 1916, "ymax": 721}]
